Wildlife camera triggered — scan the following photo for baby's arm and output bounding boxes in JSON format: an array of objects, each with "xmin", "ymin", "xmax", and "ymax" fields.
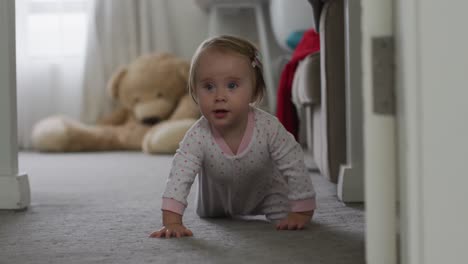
[
  {"xmin": 150, "ymin": 121, "xmax": 203, "ymax": 238},
  {"xmin": 150, "ymin": 210, "xmax": 193, "ymax": 238},
  {"xmin": 268, "ymin": 117, "xmax": 317, "ymax": 230}
]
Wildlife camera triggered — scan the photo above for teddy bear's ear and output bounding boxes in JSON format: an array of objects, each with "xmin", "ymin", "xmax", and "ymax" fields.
[
  {"xmin": 107, "ymin": 66, "xmax": 128, "ymax": 99},
  {"xmin": 177, "ymin": 61, "xmax": 190, "ymax": 84}
]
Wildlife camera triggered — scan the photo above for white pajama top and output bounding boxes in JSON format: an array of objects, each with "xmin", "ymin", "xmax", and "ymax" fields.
[{"xmin": 161, "ymin": 107, "xmax": 316, "ymax": 220}]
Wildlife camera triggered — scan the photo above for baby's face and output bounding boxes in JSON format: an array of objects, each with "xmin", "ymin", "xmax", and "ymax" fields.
[{"xmin": 194, "ymin": 48, "xmax": 255, "ymax": 134}]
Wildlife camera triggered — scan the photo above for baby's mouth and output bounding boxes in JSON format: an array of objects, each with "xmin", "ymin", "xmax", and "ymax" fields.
[{"xmin": 213, "ymin": 109, "xmax": 229, "ymax": 118}]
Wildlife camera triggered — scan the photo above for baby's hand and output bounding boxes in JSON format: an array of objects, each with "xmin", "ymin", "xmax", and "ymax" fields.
[
  {"xmin": 276, "ymin": 211, "xmax": 314, "ymax": 230},
  {"xmin": 149, "ymin": 223, "xmax": 193, "ymax": 238},
  {"xmin": 150, "ymin": 210, "xmax": 192, "ymax": 238}
]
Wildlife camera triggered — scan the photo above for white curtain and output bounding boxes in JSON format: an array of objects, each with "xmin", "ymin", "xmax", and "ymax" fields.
[
  {"xmin": 81, "ymin": 0, "xmax": 173, "ymax": 123},
  {"xmin": 16, "ymin": 0, "xmax": 173, "ymax": 149},
  {"xmin": 16, "ymin": 0, "xmax": 93, "ymax": 149}
]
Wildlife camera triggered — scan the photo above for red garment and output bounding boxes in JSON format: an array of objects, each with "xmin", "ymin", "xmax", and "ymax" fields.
[{"xmin": 275, "ymin": 29, "xmax": 320, "ymax": 139}]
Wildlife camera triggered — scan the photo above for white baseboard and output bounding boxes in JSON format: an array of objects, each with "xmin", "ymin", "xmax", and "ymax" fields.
[
  {"xmin": 338, "ymin": 164, "xmax": 364, "ymax": 202},
  {"xmin": 0, "ymin": 173, "xmax": 31, "ymax": 210}
]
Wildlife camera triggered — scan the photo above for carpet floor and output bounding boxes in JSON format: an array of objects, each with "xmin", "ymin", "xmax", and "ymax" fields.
[{"xmin": 0, "ymin": 152, "xmax": 364, "ymax": 264}]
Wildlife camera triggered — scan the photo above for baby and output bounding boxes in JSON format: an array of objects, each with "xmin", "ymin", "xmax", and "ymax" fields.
[{"xmin": 150, "ymin": 35, "xmax": 316, "ymax": 239}]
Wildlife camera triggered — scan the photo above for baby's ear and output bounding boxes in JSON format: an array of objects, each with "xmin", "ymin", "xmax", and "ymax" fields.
[
  {"xmin": 107, "ymin": 66, "xmax": 127, "ymax": 99},
  {"xmin": 250, "ymin": 84, "xmax": 261, "ymax": 103},
  {"xmin": 250, "ymin": 95, "xmax": 257, "ymax": 104}
]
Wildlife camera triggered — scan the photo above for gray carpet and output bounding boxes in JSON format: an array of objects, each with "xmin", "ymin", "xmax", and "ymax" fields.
[{"xmin": 0, "ymin": 152, "xmax": 364, "ymax": 264}]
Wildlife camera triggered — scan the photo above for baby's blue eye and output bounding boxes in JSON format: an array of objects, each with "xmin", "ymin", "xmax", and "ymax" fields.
[
  {"xmin": 227, "ymin": 82, "xmax": 238, "ymax": 89},
  {"xmin": 205, "ymin": 83, "xmax": 214, "ymax": 90}
]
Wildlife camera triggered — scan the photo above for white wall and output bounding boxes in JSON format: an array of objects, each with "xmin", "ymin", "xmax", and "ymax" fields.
[
  {"xmin": 166, "ymin": 1, "xmax": 209, "ymax": 61},
  {"xmin": 166, "ymin": 1, "xmax": 281, "ymax": 60},
  {"xmin": 166, "ymin": 1, "xmax": 284, "ymax": 76},
  {"xmin": 166, "ymin": 1, "xmax": 285, "ymax": 110}
]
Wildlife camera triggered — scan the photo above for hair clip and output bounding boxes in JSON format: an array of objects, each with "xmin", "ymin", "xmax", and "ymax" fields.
[{"xmin": 252, "ymin": 50, "xmax": 262, "ymax": 69}]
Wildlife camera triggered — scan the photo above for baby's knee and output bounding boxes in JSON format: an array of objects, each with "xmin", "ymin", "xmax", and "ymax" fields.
[
  {"xmin": 265, "ymin": 211, "xmax": 288, "ymax": 222},
  {"xmin": 196, "ymin": 208, "xmax": 229, "ymax": 218},
  {"xmin": 260, "ymin": 195, "xmax": 289, "ymax": 221}
]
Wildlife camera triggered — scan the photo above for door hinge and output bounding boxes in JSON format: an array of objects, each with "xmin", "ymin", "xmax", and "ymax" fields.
[{"xmin": 372, "ymin": 36, "xmax": 395, "ymax": 115}]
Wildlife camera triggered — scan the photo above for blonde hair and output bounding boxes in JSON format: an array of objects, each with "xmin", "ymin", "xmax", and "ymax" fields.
[{"xmin": 188, "ymin": 35, "xmax": 266, "ymax": 105}]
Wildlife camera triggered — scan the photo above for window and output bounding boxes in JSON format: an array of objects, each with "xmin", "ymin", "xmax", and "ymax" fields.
[{"xmin": 20, "ymin": 0, "xmax": 91, "ymax": 57}]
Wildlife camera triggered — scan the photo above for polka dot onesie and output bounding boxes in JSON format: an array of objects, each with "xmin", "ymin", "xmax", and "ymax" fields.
[{"xmin": 162, "ymin": 107, "xmax": 316, "ymax": 221}]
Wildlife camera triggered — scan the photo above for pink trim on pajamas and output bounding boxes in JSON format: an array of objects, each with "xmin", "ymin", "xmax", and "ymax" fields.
[
  {"xmin": 161, "ymin": 198, "xmax": 185, "ymax": 215},
  {"xmin": 290, "ymin": 198, "xmax": 316, "ymax": 212},
  {"xmin": 211, "ymin": 110, "xmax": 255, "ymax": 156}
]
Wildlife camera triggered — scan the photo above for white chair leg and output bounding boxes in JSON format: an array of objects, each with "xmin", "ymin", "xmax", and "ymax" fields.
[{"xmin": 254, "ymin": 3, "xmax": 276, "ymax": 113}]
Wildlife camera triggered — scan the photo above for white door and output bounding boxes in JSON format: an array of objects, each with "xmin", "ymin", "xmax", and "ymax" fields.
[{"xmin": 397, "ymin": 0, "xmax": 468, "ymax": 264}]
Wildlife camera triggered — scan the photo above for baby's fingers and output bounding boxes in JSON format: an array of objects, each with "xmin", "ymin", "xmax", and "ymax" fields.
[
  {"xmin": 150, "ymin": 226, "xmax": 193, "ymax": 238},
  {"xmin": 296, "ymin": 223, "xmax": 305, "ymax": 230},
  {"xmin": 183, "ymin": 228, "xmax": 194, "ymax": 237},
  {"xmin": 168, "ymin": 228, "xmax": 193, "ymax": 238},
  {"xmin": 172, "ymin": 229, "xmax": 192, "ymax": 238},
  {"xmin": 149, "ymin": 229, "xmax": 165, "ymax": 238},
  {"xmin": 276, "ymin": 219, "xmax": 289, "ymax": 230},
  {"xmin": 276, "ymin": 219, "xmax": 305, "ymax": 230},
  {"xmin": 165, "ymin": 229, "xmax": 173, "ymax": 238},
  {"xmin": 287, "ymin": 222, "xmax": 299, "ymax": 230},
  {"xmin": 288, "ymin": 218, "xmax": 309, "ymax": 230}
]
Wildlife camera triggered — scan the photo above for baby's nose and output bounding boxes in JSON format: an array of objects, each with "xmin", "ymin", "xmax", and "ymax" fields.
[{"xmin": 215, "ymin": 89, "xmax": 227, "ymax": 101}]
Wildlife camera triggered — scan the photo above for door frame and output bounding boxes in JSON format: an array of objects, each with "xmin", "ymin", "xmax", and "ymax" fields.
[
  {"xmin": 0, "ymin": 0, "xmax": 30, "ymax": 210},
  {"xmin": 8, "ymin": 0, "xmax": 457, "ymax": 263},
  {"xmin": 395, "ymin": 0, "xmax": 423, "ymax": 263},
  {"xmin": 360, "ymin": 0, "xmax": 397, "ymax": 263}
]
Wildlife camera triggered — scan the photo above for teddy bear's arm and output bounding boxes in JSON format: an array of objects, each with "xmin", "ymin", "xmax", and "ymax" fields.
[
  {"xmin": 168, "ymin": 94, "xmax": 200, "ymax": 121},
  {"xmin": 96, "ymin": 107, "xmax": 129, "ymax": 126}
]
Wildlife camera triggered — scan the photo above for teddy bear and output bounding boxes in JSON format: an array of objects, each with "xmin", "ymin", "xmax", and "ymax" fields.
[{"xmin": 31, "ymin": 52, "xmax": 200, "ymax": 154}]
